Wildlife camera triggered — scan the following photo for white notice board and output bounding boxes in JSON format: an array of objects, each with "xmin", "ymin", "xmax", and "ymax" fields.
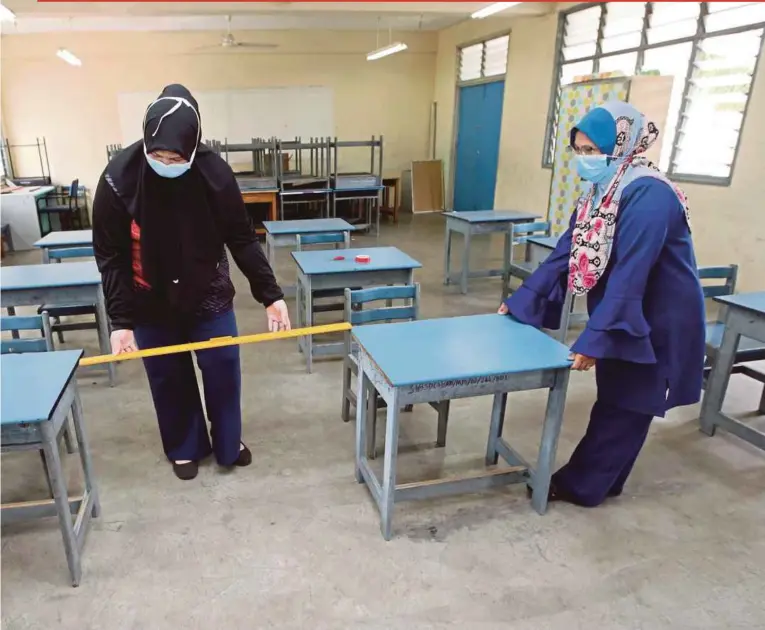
[{"xmin": 118, "ymin": 86, "xmax": 335, "ymax": 145}]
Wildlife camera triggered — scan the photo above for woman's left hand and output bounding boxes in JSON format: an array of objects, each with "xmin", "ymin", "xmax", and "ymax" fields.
[
  {"xmin": 569, "ymin": 352, "xmax": 596, "ymax": 371},
  {"xmin": 266, "ymin": 299, "xmax": 291, "ymax": 333}
]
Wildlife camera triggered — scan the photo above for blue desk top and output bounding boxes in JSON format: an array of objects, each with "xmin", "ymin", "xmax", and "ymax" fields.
[
  {"xmin": 263, "ymin": 219, "xmax": 355, "ymax": 235},
  {"xmin": 715, "ymin": 291, "xmax": 765, "ymax": 316},
  {"xmin": 34, "ymin": 229, "xmax": 93, "ymax": 249},
  {"xmin": 528, "ymin": 235, "xmax": 560, "ymax": 250},
  {"xmin": 1, "ymin": 350, "xmax": 83, "ymax": 425},
  {"xmin": 1, "ymin": 261, "xmax": 101, "ymax": 291},
  {"xmin": 292, "ymin": 247, "xmax": 421, "ymax": 275},
  {"xmin": 352, "ymin": 314, "xmax": 572, "ymax": 387},
  {"xmin": 444, "ymin": 210, "xmax": 540, "ymax": 223}
]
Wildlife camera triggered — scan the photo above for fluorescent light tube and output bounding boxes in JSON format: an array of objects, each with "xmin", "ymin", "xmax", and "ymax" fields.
[
  {"xmin": 0, "ymin": 3, "xmax": 16, "ymax": 22},
  {"xmin": 471, "ymin": 3, "xmax": 521, "ymax": 19},
  {"xmin": 56, "ymin": 48, "xmax": 82, "ymax": 67},
  {"xmin": 366, "ymin": 42, "xmax": 408, "ymax": 61}
]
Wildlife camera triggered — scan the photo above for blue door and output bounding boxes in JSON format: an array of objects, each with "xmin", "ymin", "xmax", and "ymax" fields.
[{"xmin": 453, "ymin": 81, "xmax": 505, "ymax": 212}]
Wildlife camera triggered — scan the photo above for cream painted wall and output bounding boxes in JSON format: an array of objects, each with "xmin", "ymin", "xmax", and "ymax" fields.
[
  {"xmin": 434, "ymin": 10, "xmax": 765, "ymax": 292},
  {"xmin": 0, "ymin": 29, "xmax": 437, "ymax": 192}
]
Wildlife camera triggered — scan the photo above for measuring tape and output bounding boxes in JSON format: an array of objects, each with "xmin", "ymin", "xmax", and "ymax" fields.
[{"xmin": 79, "ymin": 322, "xmax": 351, "ymax": 367}]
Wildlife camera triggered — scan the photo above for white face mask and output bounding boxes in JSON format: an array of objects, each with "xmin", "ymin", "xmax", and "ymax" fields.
[{"xmin": 142, "ymin": 96, "xmax": 201, "ymax": 177}]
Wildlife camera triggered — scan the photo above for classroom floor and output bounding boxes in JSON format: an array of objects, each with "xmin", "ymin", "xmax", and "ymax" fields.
[{"xmin": 2, "ymin": 214, "xmax": 764, "ymax": 629}]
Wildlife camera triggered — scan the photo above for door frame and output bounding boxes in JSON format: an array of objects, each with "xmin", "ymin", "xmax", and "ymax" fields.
[{"xmin": 449, "ymin": 30, "xmax": 511, "ymax": 210}]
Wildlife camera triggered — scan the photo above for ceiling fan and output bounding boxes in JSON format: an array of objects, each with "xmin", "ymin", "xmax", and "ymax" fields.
[{"xmin": 194, "ymin": 15, "xmax": 278, "ymax": 51}]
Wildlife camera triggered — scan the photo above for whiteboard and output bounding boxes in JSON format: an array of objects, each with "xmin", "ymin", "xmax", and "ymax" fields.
[{"xmin": 117, "ymin": 86, "xmax": 335, "ymax": 146}]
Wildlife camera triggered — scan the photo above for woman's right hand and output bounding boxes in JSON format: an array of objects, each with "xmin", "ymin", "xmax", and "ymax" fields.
[
  {"xmin": 497, "ymin": 303, "xmax": 509, "ymax": 315},
  {"xmin": 110, "ymin": 329, "xmax": 137, "ymax": 355}
]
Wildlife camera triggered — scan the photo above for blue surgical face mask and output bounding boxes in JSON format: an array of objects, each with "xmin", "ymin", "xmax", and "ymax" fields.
[
  {"xmin": 143, "ymin": 95, "xmax": 200, "ymax": 179},
  {"xmin": 146, "ymin": 155, "xmax": 191, "ymax": 179},
  {"xmin": 575, "ymin": 154, "xmax": 617, "ymax": 184}
]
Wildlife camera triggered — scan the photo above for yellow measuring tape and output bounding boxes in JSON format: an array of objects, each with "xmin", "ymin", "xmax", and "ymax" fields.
[{"xmin": 79, "ymin": 322, "xmax": 351, "ymax": 367}]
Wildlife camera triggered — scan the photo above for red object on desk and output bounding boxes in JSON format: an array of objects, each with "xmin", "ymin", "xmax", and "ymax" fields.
[
  {"xmin": 333, "ymin": 255, "xmax": 345, "ymax": 261},
  {"xmin": 355, "ymin": 255, "xmax": 371, "ymax": 264}
]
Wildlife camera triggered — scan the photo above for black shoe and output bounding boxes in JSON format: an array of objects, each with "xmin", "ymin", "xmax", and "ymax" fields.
[
  {"xmin": 234, "ymin": 443, "xmax": 252, "ymax": 467},
  {"xmin": 172, "ymin": 460, "xmax": 199, "ymax": 480}
]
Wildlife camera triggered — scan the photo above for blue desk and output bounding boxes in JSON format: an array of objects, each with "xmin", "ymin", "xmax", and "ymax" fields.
[
  {"xmin": 292, "ymin": 246, "xmax": 421, "ymax": 372},
  {"xmin": 700, "ymin": 291, "xmax": 765, "ymax": 450},
  {"xmin": 443, "ymin": 210, "xmax": 540, "ymax": 294},
  {"xmin": 1, "ymin": 350, "xmax": 100, "ymax": 586},
  {"xmin": 1, "ymin": 262, "xmax": 115, "ymax": 386},
  {"xmin": 34, "ymin": 229, "xmax": 93, "ymax": 263},
  {"xmin": 263, "ymin": 219, "xmax": 356, "ymax": 298},
  {"xmin": 352, "ymin": 314, "xmax": 572, "ymax": 540}
]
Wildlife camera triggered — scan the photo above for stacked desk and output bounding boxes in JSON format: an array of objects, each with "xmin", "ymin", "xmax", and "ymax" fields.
[
  {"xmin": 238, "ymin": 177, "xmax": 278, "ymax": 234},
  {"xmin": 1, "ymin": 350, "xmax": 100, "ymax": 586},
  {"xmin": 352, "ymin": 314, "xmax": 572, "ymax": 540},
  {"xmin": 443, "ymin": 210, "xmax": 540, "ymax": 294}
]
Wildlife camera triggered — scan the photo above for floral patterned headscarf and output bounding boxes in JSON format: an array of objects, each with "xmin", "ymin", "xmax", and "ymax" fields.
[{"xmin": 567, "ymin": 100, "xmax": 691, "ymax": 296}]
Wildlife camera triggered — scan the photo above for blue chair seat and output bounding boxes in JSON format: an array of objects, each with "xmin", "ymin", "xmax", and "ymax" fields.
[{"xmin": 705, "ymin": 322, "xmax": 765, "ymax": 363}]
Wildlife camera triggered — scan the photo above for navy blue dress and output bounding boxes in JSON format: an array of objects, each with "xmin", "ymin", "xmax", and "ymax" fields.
[
  {"xmin": 505, "ymin": 177, "xmax": 706, "ymax": 506},
  {"xmin": 506, "ymin": 177, "xmax": 705, "ymax": 417}
]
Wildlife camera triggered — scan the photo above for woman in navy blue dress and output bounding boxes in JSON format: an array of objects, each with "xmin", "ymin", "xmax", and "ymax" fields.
[{"xmin": 501, "ymin": 100, "xmax": 705, "ymax": 507}]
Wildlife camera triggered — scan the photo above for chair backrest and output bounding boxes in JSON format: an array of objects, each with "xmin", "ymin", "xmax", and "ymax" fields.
[
  {"xmin": 296, "ymin": 231, "xmax": 350, "ymax": 251},
  {"xmin": 698, "ymin": 265, "xmax": 738, "ymax": 324},
  {"xmin": 50, "ymin": 246, "xmax": 94, "ymax": 262},
  {"xmin": 697, "ymin": 265, "xmax": 738, "ymax": 299},
  {"xmin": 344, "ymin": 284, "xmax": 420, "ymax": 327},
  {"xmin": 0, "ymin": 313, "xmax": 53, "ymax": 354},
  {"xmin": 511, "ymin": 221, "xmax": 551, "ymax": 245}
]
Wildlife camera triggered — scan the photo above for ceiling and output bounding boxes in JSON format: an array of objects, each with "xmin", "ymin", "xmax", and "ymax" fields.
[{"xmin": 0, "ymin": 2, "xmax": 553, "ymax": 34}]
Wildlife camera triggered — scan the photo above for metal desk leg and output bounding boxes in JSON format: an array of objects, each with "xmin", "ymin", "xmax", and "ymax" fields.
[
  {"xmin": 72, "ymin": 388, "xmax": 100, "ymax": 518},
  {"xmin": 375, "ymin": 194, "xmax": 381, "ymax": 238},
  {"xmin": 265, "ymin": 233, "xmax": 274, "ymax": 268},
  {"xmin": 95, "ymin": 288, "xmax": 116, "ymax": 387},
  {"xmin": 531, "ymin": 369, "xmax": 570, "ymax": 514},
  {"xmin": 485, "ymin": 393, "xmax": 507, "ymax": 465},
  {"xmin": 557, "ymin": 291, "xmax": 575, "ymax": 344},
  {"xmin": 699, "ymin": 324, "xmax": 740, "ymax": 437},
  {"xmin": 295, "ymin": 277, "xmax": 304, "ymax": 353},
  {"xmin": 436, "ymin": 400, "xmax": 450, "ymax": 448},
  {"xmin": 304, "ymin": 276, "xmax": 314, "ymax": 373},
  {"xmin": 501, "ymin": 231, "xmax": 512, "ymax": 300},
  {"xmin": 354, "ymin": 371, "xmax": 371, "ymax": 483},
  {"xmin": 380, "ymin": 389, "xmax": 400, "ymax": 541},
  {"xmin": 443, "ymin": 224, "xmax": 452, "ymax": 286},
  {"xmin": 42, "ymin": 247, "xmax": 51, "ymax": 264},
  {"xmin": 41, "ymin": 421, "xmax": 82, "ymax": 587},
  {"xmin": 460, "ymin": 231, "xmax": 471, "ymax": 295}
]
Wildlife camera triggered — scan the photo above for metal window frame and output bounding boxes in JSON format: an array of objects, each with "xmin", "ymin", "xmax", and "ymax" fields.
[
  {"xmin": 542, "ymin": 2, "xmax": 765, "ymax": 186},
  {"xmin": 456, "ymin": 31, "xmax": 511, "ymax": 86}
]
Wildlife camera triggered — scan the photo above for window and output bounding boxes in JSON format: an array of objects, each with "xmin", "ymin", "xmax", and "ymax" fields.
[
  {"xmin": 544, "ymin": 2, "xmax": 765, "ymax": 183},
  {"xmin": 458, "ymin": 35, "xmax": 510, "ymax": 83}
]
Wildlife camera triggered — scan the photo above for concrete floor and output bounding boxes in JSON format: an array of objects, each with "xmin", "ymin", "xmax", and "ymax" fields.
[{"xmin": 2, "ymin": 214, "xmax": 764, "ymax": 629}]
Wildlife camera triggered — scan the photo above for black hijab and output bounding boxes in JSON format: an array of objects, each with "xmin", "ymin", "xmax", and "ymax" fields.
[{"xmin": 106, "ymin": 84, "xmax": 230, "ymax": 314}]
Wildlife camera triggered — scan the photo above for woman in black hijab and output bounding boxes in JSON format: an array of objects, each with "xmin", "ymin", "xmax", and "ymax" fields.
[{"xmin": 93, "ymin": 84, "xmax": 290, "ymax": 480}]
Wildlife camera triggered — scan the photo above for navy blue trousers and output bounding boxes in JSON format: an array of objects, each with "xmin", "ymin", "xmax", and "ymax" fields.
[
  {"xmin": 552, "ymin": 399, "xmax": 653, "ymax": 507},
  {"xmin": 134, "ymin": 309, "xmax": 242, "ymax": 466}
]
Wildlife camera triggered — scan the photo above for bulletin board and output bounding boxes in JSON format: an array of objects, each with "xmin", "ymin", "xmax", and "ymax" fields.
[
  {"xmin": 546, "ymin": 74, "xmax": 673, "ymax": 236},
  {"xmin": 547, "ymin": 77, "xmax": 630, "ymax": 236}
]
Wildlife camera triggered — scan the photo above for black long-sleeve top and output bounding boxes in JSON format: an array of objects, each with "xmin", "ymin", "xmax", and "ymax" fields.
[{"xmin": 92, "ymin": 170, "xmax": 283, "ymax": 330}]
